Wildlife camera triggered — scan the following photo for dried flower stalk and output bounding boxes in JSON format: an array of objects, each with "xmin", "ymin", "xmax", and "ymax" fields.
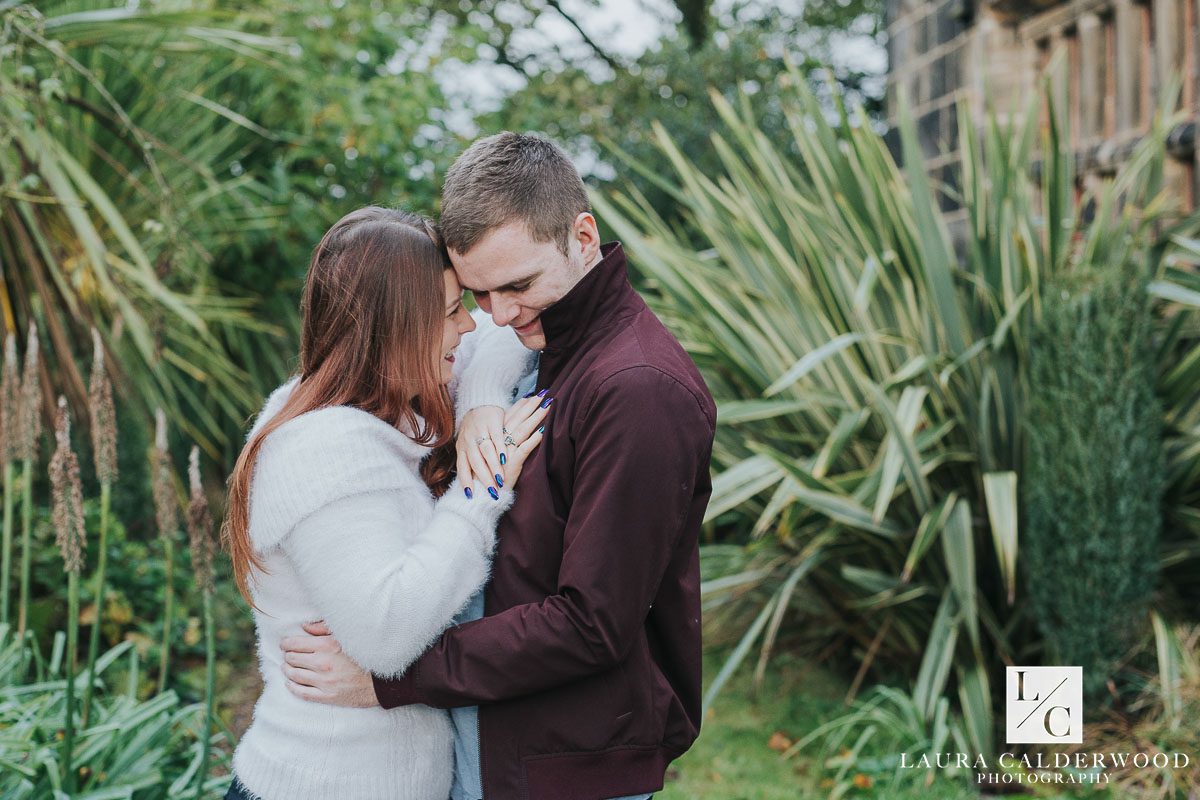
[
  {"xmin": 1, "ymin": 335, "xmax": 20, "ymax": 463},
  {"xmin": 153, "ymin": 408, "xmax": 177, "ymax": 694},
  {"xmin": 88, "ymin": 328, "xmax": 117, "ymax": 485},
  {"xmin": 187, "ymin": 446, "xmax": 214, "ymax": 593},
  {"xmin": 19, "ymin": 323, "xmax": 41, "ymax": 463},
  {"xmin": 49, "ymin": 397, "xmax": 85, "ymax": 574},
  {"xmin": 153, "ymin": 409, "xmax": 177, "ymax": 538}
]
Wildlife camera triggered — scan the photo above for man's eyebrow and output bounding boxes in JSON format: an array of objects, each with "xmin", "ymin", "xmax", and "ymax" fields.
[{"xmin": 463, "ymin": 269, "xmax": 542, "ymax": 294}]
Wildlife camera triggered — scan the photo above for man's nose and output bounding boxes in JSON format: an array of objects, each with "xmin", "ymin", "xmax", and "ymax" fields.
[{"xmin": 490, "ymin": 296, "xmax": 521, "ymax": 326}]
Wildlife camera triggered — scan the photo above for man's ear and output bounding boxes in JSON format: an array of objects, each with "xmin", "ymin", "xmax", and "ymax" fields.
[{"xmin": 574, "ymin": 212, "xmax": 601, "ymax": 267}]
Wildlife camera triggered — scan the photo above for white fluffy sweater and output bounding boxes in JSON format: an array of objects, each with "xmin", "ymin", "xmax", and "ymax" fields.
[{"xmin": 232, "ymin": 311, "xmax": 534, "ymax": 800}]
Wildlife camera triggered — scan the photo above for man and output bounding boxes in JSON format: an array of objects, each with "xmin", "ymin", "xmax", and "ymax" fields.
[{"xmin": 280, "ymin": 132, "xmax": 716, "ymax": 800}]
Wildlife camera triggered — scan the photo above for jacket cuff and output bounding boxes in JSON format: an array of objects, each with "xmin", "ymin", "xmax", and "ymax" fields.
[{"xmin": 372, "ymin": 669, "xmax": 422, "ymax": 709}]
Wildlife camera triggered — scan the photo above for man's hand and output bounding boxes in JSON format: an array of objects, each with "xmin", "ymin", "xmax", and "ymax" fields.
[{"xmin": 279, "ymin": 621, "xmax": 377, "ymax": 708}]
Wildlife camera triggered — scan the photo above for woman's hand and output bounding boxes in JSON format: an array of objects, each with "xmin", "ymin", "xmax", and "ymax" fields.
[
  {"xmin": 457, "ymin": 405, "xmax": 506, "ymax": 491},
  {"xmin": 457, "ymin": 393, "xmax": 552, "ymax": 491}
]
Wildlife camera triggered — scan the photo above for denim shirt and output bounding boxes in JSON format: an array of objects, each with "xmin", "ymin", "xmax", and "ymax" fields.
[{"xmin": 448, "ymin": 363, "xmax": 651, "ymax": 800}]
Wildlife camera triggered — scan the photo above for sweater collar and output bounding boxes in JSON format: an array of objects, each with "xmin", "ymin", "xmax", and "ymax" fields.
[
  {"xmin": 254, "ymin": 376, "xmax": 433, "ymax": 466},
  {"xmin": 539, "ymin": 242, "xmax": 639, "ymax": 356}
]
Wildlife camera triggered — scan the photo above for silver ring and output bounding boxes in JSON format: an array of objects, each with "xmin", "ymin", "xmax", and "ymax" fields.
[
  {"xmin": 473, "ymin": 436, "xmax": 488, "ymax": 446},
  {"xmin": 503, "ymin": 435, "xmax": 517, "ymax": 447}
]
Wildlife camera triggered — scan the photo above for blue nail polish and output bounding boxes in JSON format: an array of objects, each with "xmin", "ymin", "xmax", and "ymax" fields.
[
  {"xmin": 537, "ymin": 425, "xmax": 545, "ymax": 434},
  {"xmin": 499, "ymin": 452, "xmax": 507, "ymax": 466},
  {"xmin": 523, "ymin": 390, "xmax": 535, "ymax": 398},
  {"xmin": 537, "ymin": 389, "xmax": 549, "ymax": 397},
  {"xmin": 464, "ymin": 487, "xmax": 473, "ymax": 500},
  {"xmin": 540, "ymin": 396, "xmax": 554, "ymax": 409},
  {"xmin": 495, "ymin": 473, "xmax": 504, "ymax": 487},
  {"xmin": 488, "ymin": 486, "xmax": 499, "ymax": 500}
]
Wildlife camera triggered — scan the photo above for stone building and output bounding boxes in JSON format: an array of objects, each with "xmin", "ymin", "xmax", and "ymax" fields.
[{"xmin": 885, "ymin": 0, "xmax": 1198, "ymax": 221}]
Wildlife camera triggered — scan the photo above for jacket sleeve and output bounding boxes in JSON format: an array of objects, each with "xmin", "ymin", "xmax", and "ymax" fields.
[
  {"xmin": 281, "ymin": 481, "xmax": 513, "ymax": 678},
  {"xmin": 372, "ymin": 366, "xmax": 714, "ymax": 708}
]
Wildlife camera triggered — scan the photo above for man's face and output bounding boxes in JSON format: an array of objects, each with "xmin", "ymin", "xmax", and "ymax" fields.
[{"xmin": 450, "ymin": 217, "xmax": 597, "ymax": 351}]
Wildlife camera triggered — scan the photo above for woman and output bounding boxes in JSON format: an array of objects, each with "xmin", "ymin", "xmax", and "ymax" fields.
[{"xmin": 222, "ymin": 206, "xmax": 546, "ymax": 799}]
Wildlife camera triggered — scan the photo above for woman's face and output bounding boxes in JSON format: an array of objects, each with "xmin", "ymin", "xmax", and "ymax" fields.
[{"xmin": 439, "ymin": 269, "xmax": 476, "ymax": 385}]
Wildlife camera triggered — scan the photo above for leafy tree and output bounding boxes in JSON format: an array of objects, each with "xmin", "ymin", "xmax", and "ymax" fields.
[
  {"xmin": 480, "ymin": 2, "xmax": 886, "ymax": 222},
  {"xmin": 1024, "ymin": 265, "xmax": 1165, "ymax": 698}
]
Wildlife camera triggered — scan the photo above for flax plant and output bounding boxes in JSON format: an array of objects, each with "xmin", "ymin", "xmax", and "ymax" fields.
[
  {"xmin": 187, "ymin": 446, "xmax": 217, "ymax": 798},
  {"xmin": 595, "ymin": 63, "xmax": 1200, "ymax": 758},
  {"xmin": 50, "ymin": 396, "xmax": 85, "ymax": 794},
  {"xmin": 81, "ymin": 329, "xmax": 117, "ymax": 726},
  {"xmin": 0, "ymin": 3, "xmax": 293, "ymax": 453},
  {"xmin": 153, "ymin": 409, "xmax": 178, "ymax": 694},
  {"xmin": 0, "ymin": 336, "xmax": 19, "ymax": 628},
  {"xmin": 16, "ymin": 322, "xmax": 41, "ymax": 638}
]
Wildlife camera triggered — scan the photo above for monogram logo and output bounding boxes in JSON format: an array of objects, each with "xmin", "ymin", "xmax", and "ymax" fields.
[{"xmin": 1005, "ymin": 666, "xmax": 1083, "ymax": 744}]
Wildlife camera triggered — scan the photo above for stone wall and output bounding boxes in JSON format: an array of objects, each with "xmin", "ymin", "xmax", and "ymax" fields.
[{"xmin": 885, "ymin": 0, "xmax": 1199, "ymax": 220}]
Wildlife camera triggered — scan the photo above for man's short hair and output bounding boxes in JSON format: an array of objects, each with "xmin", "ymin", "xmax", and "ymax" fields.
[{"xmin": 440, "ymin": 132, "xmax": 590, "ymax": 256}]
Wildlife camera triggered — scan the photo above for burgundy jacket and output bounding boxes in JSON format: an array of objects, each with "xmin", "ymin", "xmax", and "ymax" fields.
[{"xmin": 373, "ymin": 243, "xmax": 716, "ymax": 799}]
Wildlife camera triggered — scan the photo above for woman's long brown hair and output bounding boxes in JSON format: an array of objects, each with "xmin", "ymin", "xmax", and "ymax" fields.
[{"xmin": 223, "ymin": 207, "xmax": 457, "ymax": 601}]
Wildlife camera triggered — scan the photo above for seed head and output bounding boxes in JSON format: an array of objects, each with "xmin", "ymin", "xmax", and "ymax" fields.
[
  {"xmin": 19, "ymin": 322, "xmax": 41, "ymax": 462},
  {"xmin": 88, "ymin": 329, "xmax": 118, "ymax": 484},
  {"xmin": 186, "ymin": 446, "xmax": 214, "ymax": 592},
  {"xmin": 1, "ymin": 335, "xmax": 20, "ymax": 463},
  {"xmin": 49, "ymin": 397, "xmax": 85, "ymax": 574},
  {"xmin": 152, "ymin": 409, "xmax": 177, "ymax": 540}
]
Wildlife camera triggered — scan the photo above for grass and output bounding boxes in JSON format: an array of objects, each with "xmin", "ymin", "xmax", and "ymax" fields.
[
  {"xmin": 661, "ymin": 652, "xmax": 981, "ymax": 800},
  {"xmin": 662, "ymin": 651, "xmax": 1148, "ymax": 800}
]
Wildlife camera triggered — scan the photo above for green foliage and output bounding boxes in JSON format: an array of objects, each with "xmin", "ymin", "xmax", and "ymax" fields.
[
  {"xmin": 492, "ymin": 4, "xmax": 884, "ymax": 224},
  {"xmin": 664, "ymin": 652, "xmax": 983, "ymax": 799},
  {"xmin": 0, "ymin": 2, "xmax": 297, "ymax": 453},
  {"xmin": 1024, "ymin": 266, "xmax": 1165, "ymax": 697},
  {"xmin": 0, "ymin": 628, "xmax": 232, "ymax": 797},
  {"xmin": 18, "ymin": 490, "xmax": 252, "ymax": 700},
  {"xmin": 595, "ymin": 62, "xmax": 1200, "ymax": 761}
]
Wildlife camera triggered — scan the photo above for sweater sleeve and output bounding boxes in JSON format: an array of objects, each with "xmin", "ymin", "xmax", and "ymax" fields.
[
  {"xmin": 450, "ymin": 309, "xmax": 536, "ymax": 423},
  {"xmin": 281, "ymin": 481, "xmax": 514, "ymax": 677},
  {"xmin": 372, "ymin": 366, "xmax": 715, "ymax": 708}
]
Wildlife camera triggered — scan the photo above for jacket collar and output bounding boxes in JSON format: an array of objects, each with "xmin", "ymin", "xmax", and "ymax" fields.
[{"xmin": 539, "ymin": 242, "xmax": 640, "ymax": 358}]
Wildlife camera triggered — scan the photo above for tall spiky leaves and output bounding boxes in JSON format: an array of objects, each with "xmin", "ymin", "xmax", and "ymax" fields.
[
  {"xmin": 16, "ymin": 322, "xmax": 40, "ymax": 637},
  {"xmin": 0, "ymin": 335, "xmax": 18, "ymax": 628},
  {"xmin": 49, "ymin": 396, "xmax": 85, "ymax": 793},
  {"xmin": 593, "ymin": 63, "xmax": 1200, "ymax": 756},
  {"xmin": 187, "ymin": 446, "xmax": 216, "ymax": 798},
  {"xmin": 82, "ymin": 329, "xmax": 117, "ymax": 725},
  {"xmin": 153, "ymin": 409, "xmax": 177, "ymax": 694},
  {"xmin": 0, "ymin": 4, "xmax": 293, "ymax": 453}
]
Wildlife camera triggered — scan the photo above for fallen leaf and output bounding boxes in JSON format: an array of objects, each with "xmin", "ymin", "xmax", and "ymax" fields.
[{"xmin": 768, "ymin": 731, "xmax": 794, "ymax": 752}]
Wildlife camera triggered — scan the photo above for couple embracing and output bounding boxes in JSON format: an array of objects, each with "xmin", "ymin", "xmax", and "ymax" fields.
[{"xmin": 222, "ymin": 133, "xmax": 716, "ymax": 800}]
